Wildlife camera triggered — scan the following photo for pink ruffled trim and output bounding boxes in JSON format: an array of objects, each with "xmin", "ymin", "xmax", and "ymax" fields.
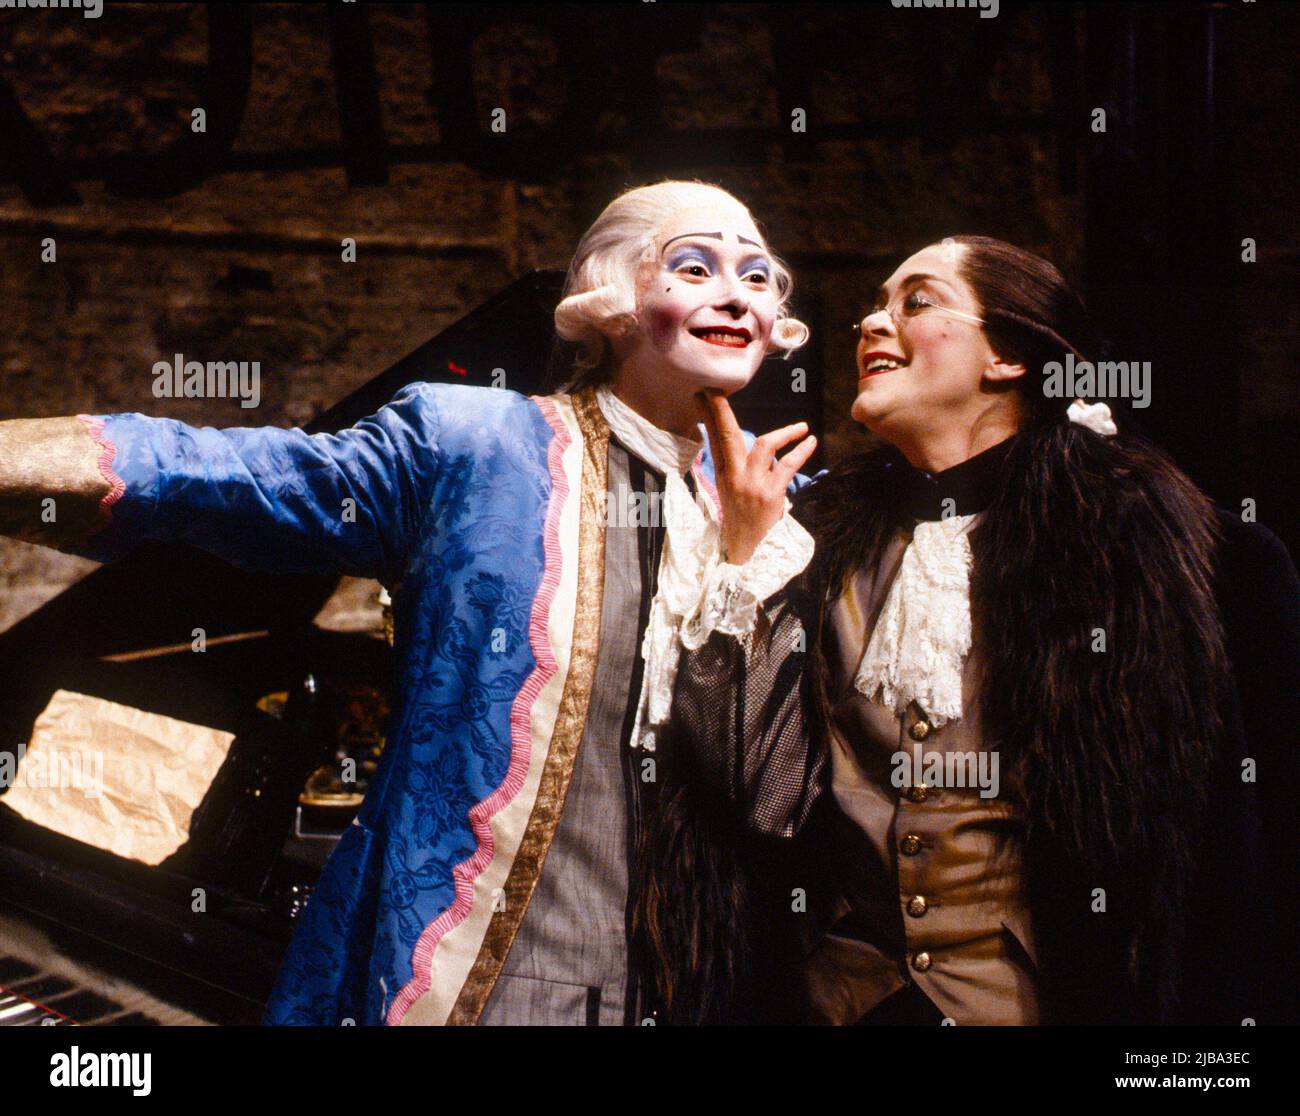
[
  {"xmin": 74, "ymin": 414, "xmax": 126, "ymax": 535},
  {"xmin": 386, "ymin": 396, "xmax": 572, "ymax": 1026}
]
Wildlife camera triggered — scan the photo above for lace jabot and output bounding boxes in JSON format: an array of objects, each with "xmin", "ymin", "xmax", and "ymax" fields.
[
  {"xmin": 853, "ymin": 438, "xmax": 1015, "ymax": 728},
  {"xmin": 594, "ymin": 387, "xmax": 814, "ymax": 750},
  {"xmin": 853, "ymin": 513, "xmax": 976, "ymax": 727}
]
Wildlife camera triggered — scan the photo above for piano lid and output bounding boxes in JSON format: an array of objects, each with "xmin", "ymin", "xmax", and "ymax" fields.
[{"xmin": 0, "ymin": 269, "xmax": 567, "ymax": 680}]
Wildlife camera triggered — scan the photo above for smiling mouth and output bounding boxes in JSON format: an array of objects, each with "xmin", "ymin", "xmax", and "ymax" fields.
[
  {"xmin": 690, "ymin": 327, "xmax": 751, "ymax": 348},
  {"xmin": 859, "ymin": 353, "xmax": 908, "ymax": 379}
]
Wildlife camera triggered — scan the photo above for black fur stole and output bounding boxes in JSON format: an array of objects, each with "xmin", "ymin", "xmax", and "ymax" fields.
[
  {"xmin": 796, "ymin": 421, "xmax": 1228, "ymax": 1022},
  {"xmin": 636, "ymin": 420, "xmax": 1228, "ymax": 1024}
]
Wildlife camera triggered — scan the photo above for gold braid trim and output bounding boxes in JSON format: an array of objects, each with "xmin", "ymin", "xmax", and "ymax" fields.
[{"xmin": 446, "ymin": 387, "xmax": 609, "ymax": 1024}]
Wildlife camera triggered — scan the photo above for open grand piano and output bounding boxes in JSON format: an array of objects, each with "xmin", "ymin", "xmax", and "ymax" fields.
[{"xmin": 0, "ymin": 270, "xmax": 819, "ymax": 1025}]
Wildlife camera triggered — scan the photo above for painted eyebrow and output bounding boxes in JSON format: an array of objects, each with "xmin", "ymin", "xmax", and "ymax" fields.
[
  {"xmin": 662, "ymin": 231, "xmax": 766, "ymax": 251},
  {"xmin": 874, "ymin": 272, "xmax": 953, "ymax": 302}
]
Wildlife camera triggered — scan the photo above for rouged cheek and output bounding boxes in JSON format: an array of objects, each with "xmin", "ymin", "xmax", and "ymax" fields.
[{"xmin": 643, "ymin": 299, "xmax": 690, "ymax": 349}]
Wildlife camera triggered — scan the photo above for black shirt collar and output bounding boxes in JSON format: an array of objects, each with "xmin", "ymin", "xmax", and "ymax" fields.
[{"xmin": 886, "ymin": 434, "xmax": 1019, "ymax": 522}]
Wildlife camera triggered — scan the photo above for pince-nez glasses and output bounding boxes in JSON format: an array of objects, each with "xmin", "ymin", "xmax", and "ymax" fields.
[{"xmin": 854, "ymin": 291, "xmax": 987, "ymax": 335}]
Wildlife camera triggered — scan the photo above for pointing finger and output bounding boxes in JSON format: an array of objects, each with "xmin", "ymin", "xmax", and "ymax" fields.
[
  {"xmin": 752, "ymin": 422, "xmax": 810, "ymax": 471},
  {"xmin": 776, "ymin": 435, "xmax": 817, "ymax": 483}
]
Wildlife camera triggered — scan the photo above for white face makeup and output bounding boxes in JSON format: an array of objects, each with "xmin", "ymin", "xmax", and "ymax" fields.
[{"xmin": 621, "ymin": 204, "xmax": 780, "ymax": 396}]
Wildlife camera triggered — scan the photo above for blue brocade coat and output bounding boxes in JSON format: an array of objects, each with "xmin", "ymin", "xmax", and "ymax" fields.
[{"xmin": 72, "ymin": 383, "xmax": 725, "ymax": 1025}]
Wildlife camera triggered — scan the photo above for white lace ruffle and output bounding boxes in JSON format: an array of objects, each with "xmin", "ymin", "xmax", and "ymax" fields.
[
  {"xmin": 593, "ymin": 386, "xmax": 815, "ymax": 752},
  {"xmin": 680, "ymin": 507, "xmax": 815, "ymax": 651},
  {"xmin": 635, "ymin": 498, "xmax": 814, "ymax": 753},
  {"xmin": 853, "ymin": 514, "xmax": 976, "ymax": 728}
]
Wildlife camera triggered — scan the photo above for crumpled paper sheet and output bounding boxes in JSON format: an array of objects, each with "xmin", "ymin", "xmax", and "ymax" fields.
[{"xmin": 1, "ymin": 689, "xmax": 235, "ymax": 865}]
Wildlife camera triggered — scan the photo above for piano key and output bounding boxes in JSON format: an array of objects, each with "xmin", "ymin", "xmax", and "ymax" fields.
[{"xmin": 0, "ymin": 1000, "xmax": 42, "ymax": 1023}]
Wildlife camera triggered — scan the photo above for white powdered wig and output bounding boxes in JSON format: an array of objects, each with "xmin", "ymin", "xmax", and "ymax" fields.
[{"xmin": 554, "ymin": 180, "xmax": 809, "ymax": 387}]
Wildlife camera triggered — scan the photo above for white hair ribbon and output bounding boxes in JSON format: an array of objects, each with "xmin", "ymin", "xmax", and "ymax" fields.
[{"xmin": 1066, "ymin": 399, "xmax": 1118, "ymax": 437}]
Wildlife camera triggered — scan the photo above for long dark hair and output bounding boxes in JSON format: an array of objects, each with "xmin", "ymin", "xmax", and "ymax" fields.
[
  {"xmin": 799, "ymin": 236, "xmax": 1226, "ymax": 1021},
  {"xmin": 637, "ymin": 235, "xmax": 1228, "ymax": 1024}
]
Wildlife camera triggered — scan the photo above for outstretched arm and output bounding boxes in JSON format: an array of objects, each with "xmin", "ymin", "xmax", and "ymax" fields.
[{"xmin": 0, "ymin": 381, "xmax": 442, "ymax": 586}]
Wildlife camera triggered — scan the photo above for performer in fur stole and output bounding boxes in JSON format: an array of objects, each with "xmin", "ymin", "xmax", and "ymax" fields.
[{"xmin": 638, "ymin": 236, "xmax": 1299, "ymax": 1026}]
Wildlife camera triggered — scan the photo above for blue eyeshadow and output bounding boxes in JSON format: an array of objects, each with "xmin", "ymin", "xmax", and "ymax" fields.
[{"xmin": 663, "ymin": 243, "xmax": 772, "ymax": 277}]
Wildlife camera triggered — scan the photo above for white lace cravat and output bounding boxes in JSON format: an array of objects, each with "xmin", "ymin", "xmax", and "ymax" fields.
[
  {"xmin": 594, "ymin": 387, "xmax": 814, "ymax": 751},
  {"xmin": 853, "ymin": 513, "xmax": 977, "ymax": 728}
]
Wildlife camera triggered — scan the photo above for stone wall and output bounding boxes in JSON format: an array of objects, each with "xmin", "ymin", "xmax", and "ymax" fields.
[{"xmin": 0, "ymin": 2, "xmax": 1294, "ymax": 632}]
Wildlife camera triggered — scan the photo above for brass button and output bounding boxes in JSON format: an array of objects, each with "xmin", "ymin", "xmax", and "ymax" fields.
[
  {"xmin": 908, "ymin": 720, "xmax": 932, "ymax": 741},
  {"xmin": 900, "ymin": 834, "xmax": 922, "ymax": 856},
  {"xmin": 906, "ymin": 785, "xmax": 929, "ymax": 803},
  {"xmin": 912, "ymin": 951, "xmax": 933, "ymax": 973},
  {"xmin": 907, "ymin": 895, "xmax": 928, "ymax": 918}
]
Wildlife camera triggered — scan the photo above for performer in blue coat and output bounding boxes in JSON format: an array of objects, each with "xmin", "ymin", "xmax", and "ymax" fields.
[{"xmin": 0, "ymin": 180, "xmax": 819, "ymax": 1025}]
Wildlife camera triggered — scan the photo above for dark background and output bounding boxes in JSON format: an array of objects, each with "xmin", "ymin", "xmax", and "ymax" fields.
[{"xmin": 1, "ymin": 0, "xmax": 1295, "ymax": 631}]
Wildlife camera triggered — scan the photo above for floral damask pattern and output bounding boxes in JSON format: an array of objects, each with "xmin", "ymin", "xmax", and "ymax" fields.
[{"xmin": 75, "ymin": 383, "xmax": 566, "ymax": 1024}]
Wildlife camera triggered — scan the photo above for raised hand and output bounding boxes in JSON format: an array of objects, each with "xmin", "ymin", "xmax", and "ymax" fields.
[{"xmin": 696, "ymin": 390, "xmax": 816, "ymax": 566}]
